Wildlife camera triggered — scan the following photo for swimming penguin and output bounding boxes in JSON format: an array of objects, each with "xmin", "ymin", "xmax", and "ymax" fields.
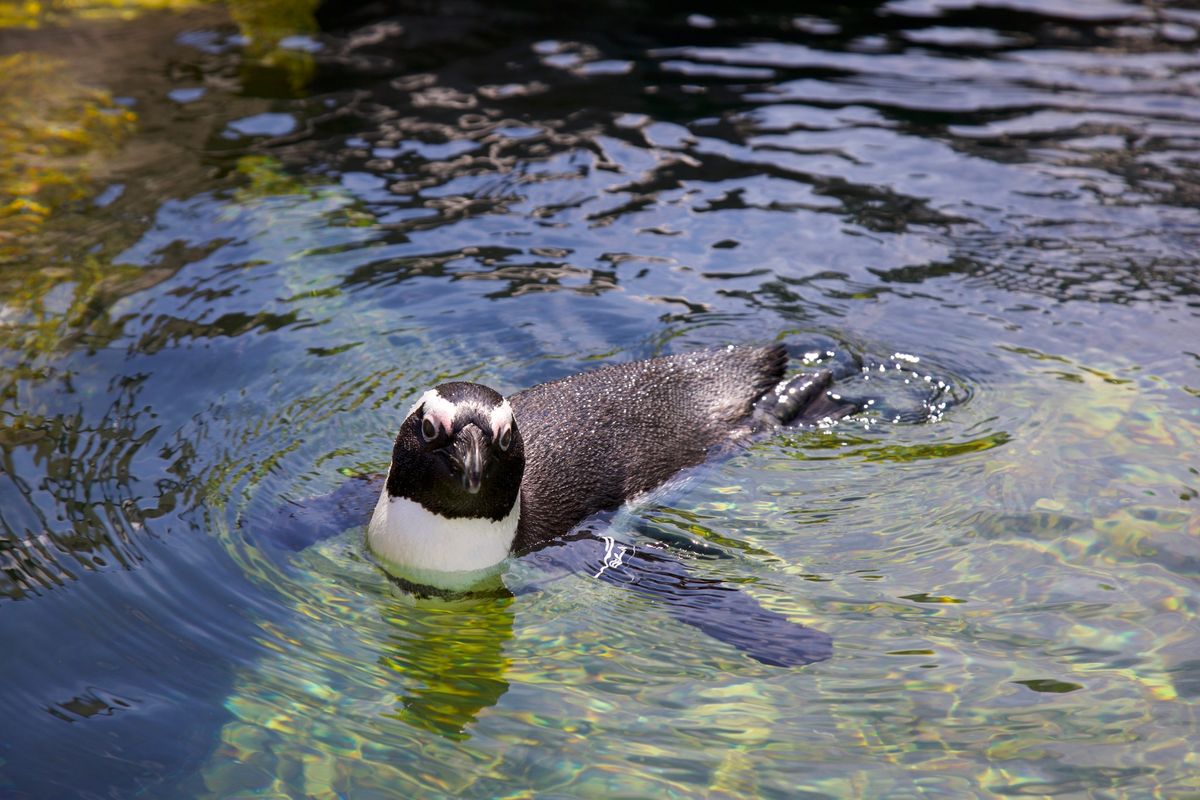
[
  {"xmin": 262, "ymin": 344, "xmax": 855, "ymax": 667},
  {"xmin": 366, "ymin": 343, "xmax": 851, "ymax": 588}
]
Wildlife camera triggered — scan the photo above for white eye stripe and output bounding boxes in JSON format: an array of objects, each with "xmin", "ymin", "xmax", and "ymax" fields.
[
  {"xmin": 489, "ymin": 400, "xmax": 514, "ymax": 441},
  {"xmin": 408, "ymin": 389, "xmax": 456, "ymax": 437},
  {"xmin": 406, "ymin": 390, "xmax": 513, "ymax": 441}
]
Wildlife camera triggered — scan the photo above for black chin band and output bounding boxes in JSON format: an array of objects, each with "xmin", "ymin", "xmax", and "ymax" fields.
[{"xmin": 382, "ymin": 571, "xmax": 513, "ymax": 601}]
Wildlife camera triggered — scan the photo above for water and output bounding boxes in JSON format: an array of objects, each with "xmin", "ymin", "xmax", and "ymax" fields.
[{"xmin": 1, "ymin": 1, "xmax": 1198, "ymax": 796}]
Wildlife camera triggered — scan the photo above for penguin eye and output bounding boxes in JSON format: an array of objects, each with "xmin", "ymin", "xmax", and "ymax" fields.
[
  {"xmin": 421, "ymin": 417, "xmax": 439, "ymax": 442},
  {"xmin": 496, "ymin": 426, "xmax": 512, "ymax": 452}
]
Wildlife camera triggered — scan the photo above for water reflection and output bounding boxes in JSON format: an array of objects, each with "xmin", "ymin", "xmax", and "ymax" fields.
[
  {"xmin": 0, "ymin": 376, "xmax": 189, "ymax": 600},
  {"xmin": 380, "ymin": 594, "xmax": 515, "ymax": 741},
  {"xmin": 1, "ymin": 0, "xmax": 1199, "ymax": 796}
]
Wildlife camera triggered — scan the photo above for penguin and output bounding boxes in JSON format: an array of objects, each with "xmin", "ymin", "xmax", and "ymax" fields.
[
  {"xmin": 260, "ymin": 344, "xmax": 855, "ymax": 667},
  {"xmin": 366, "ymin": 343, "xmax": 852, "ymax": 589}
]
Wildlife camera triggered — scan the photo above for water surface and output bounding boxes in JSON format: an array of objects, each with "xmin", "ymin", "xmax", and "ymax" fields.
[{"xmin": 1, "ymin": 1, "xmax": 1198, "ymax": 797}]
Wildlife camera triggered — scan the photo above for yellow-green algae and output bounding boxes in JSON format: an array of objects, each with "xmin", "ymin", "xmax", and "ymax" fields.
[
  {"xmin": 0, "ymin": 0, "xmax": 319, "ymax": 269},
  {"xmin": 0, "ymin": 52, "xmax": 135, "ymax": 264}
]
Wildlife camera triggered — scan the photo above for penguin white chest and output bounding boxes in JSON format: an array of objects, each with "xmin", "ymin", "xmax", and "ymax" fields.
[{"xmin": 366, "ymin": 488, "xmax": 520, "ymax": 585}]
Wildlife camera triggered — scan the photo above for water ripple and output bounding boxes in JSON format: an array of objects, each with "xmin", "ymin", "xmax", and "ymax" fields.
[{"xmin": 3, "ymin": 1, "xmax": 1199, "ymax": 797}]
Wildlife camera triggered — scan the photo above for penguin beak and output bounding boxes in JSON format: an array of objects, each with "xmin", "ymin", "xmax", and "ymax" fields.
[{"xmin": 453, "ymin": 424, "xmax": 487, "ymax": 495}]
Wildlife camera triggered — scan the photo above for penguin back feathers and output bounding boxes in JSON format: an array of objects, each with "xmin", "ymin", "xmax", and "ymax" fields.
[{"xmin": 510, "ymin": 344, "xmax": 787, "ymax": 550}]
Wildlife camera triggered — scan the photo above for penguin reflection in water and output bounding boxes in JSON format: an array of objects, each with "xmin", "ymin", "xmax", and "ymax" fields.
[{"xmin": 272, "ymin": 344, "xmax": 856, "ymax": 667}]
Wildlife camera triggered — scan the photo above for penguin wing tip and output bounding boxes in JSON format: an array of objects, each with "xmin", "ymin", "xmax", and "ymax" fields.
[{"xmin": 750, "ymin": 627, "xmax": 834, "ymax": 667}]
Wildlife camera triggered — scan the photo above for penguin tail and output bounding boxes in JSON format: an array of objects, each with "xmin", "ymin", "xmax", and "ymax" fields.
[{"xmin": 753, "ymin": 369, "xmax": 858, "ymax": 429}]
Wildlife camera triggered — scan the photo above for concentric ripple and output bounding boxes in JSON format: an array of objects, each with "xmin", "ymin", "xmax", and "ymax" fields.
[{"xmin": 1, "ymin": 1, "xmax": 1198, "ymax": 797}]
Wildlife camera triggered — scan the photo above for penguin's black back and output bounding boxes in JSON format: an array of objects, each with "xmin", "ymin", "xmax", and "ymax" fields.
[{"xmin": 509, "ymin": 344, "xmax": 787, "ymax": 551}]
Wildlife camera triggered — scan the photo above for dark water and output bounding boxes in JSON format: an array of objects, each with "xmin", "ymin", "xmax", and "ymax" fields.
[{"xmin": 2, "ymin": 1, "xmax": 1198, "ymax": 796}]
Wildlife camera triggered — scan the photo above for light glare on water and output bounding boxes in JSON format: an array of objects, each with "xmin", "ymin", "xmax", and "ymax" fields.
[{"xmin": 0, "ymin": 1, "xmax": 1197, "ymax": 797}]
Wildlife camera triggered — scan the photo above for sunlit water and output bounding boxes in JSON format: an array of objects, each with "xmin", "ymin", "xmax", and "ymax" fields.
[{"xmin": 1, "ymin": 1, "xmax": 1198, "ymax": 797}]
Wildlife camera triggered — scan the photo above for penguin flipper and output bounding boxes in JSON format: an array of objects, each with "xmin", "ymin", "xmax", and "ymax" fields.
[
  {"xmin": 250, "ymin": 473, "xmax": 384, "ymax": 551},
  {"xmin": 533, "ymin": 535, "xmax": 832, "ymax": 667}
]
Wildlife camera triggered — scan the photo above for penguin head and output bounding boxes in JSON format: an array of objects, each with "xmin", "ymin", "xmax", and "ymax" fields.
[{"xmin": 386, "ymin": 382, "xmax": 524, "ymax": 522}]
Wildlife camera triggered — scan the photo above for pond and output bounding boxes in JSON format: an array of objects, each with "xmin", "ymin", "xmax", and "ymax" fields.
[{"xmin": 1, "ymin": 0, "xmax": 1198, "ymax": 797}]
